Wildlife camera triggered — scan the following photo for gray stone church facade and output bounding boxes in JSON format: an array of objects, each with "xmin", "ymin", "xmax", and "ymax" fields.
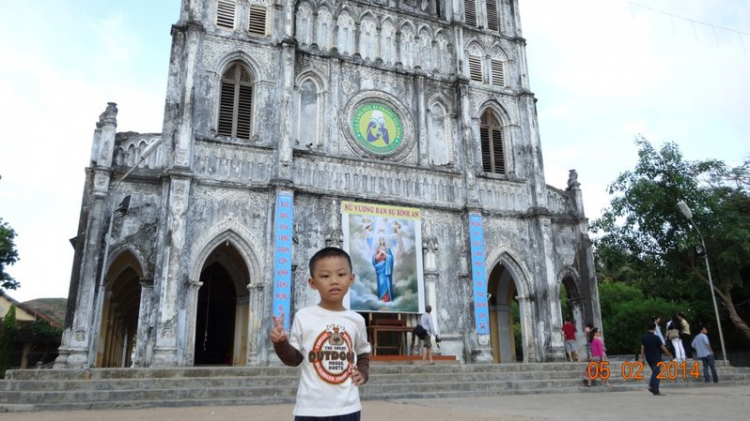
[{"xmin": 56, "ymin": 0, "xmax": 601, "ymax": 369}]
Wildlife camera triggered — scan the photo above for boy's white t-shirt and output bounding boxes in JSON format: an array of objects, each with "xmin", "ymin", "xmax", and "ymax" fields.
[{"xmin": 288, "ymin": 305, "xmax": 372, "ymax": 417}]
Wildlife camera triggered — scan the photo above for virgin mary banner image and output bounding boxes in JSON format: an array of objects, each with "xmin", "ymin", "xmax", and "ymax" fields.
[{"xmin": 342, "ymin": 201, "xmax": 425, "ymax": 313}]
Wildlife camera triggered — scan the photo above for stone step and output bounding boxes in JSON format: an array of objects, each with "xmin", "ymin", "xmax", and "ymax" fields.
[{"xmin": 0, "ymin": 362, "xmax": 747, "ymax": 412}]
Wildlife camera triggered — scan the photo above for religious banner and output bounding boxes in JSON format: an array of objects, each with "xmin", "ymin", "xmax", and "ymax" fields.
[
  {"xmin": 342, "ymin": 201, "xmax": 424, "ymax": 313},
  {"xmin": 469, "ymin": 213, "xmax": 490, "ymax": 335},
  {"xmin": 272, "ymin": 192, "xmax": 294, "ymax": 330}
]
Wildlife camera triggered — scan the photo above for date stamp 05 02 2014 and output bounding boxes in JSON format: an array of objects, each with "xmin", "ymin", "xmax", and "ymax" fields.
[{"xmin": 586, "ymin": 361, "xmax": 702, "ymax": 381}]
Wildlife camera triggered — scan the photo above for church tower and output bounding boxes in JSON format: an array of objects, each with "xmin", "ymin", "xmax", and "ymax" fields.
[{"xmin": 56, "ymin": 0, "xmax": 601, "ymax": 368}]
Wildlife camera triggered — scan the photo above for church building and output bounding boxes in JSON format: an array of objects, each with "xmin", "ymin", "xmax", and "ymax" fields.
[{"xmin": 56, "ymin": 0, "xmax": 601, "ymax": 368}]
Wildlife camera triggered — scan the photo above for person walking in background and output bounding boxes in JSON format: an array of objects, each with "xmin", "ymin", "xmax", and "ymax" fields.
[
  {"xmin": 589, "ymin": 328, "xmax": 610, "ymax": 386},
  {"xmin": 667, "ymin": 315, "xmax": 685, "ymax": 361},
  {"xmin": 562, "ymin": 317, "xmax": 578, "ymax": 362},
  {"xmin": 583, "ymin": 322, "xmax": 594, "ymax": 361},
  {"xmin": 641, "ymin": 321, "xmax": 673, "ymax": 396},
  {"xmin": 653, "ymin": 316, "xmax": 665, "ymax": 345},
  {"xmin": 691, "ymin": 325, "xmax": 719, "ymax": 383},
  {"xmin": 420, "ymin": 305, "xmax": 436, "ymax": 365},
  {"xmin": 678, "ymin": 313, "xmax": 692, "ymax": 359}
]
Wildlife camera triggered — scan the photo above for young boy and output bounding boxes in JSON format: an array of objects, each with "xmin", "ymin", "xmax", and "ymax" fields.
[{"xmin": 270, "ymin": 247, "xmax": 372, "ymax": 420}]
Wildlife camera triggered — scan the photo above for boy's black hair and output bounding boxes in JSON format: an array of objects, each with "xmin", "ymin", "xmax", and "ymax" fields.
[
  {"xmin": 647, "ymin": 321, "xmax": 656, "ymax": 330},
  {"xmin": 308, "ymin": 247, "xmax": 353, "ymax": 276}
]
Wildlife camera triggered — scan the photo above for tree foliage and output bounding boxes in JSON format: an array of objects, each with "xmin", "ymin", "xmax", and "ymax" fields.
[
  {"xmin": 591, "ymin": 138, "xmax": 750, "ymax": 344},
  {"xmin": 0, "ymin": 218, "xmax": 20, "ymax": 290},
  {"xmin": 0, "ymin": 304, "xmax": 18, "ymax": 378}
]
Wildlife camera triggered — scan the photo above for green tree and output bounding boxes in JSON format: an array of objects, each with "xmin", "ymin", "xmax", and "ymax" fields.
[
  {"xmin": 592, "ymin": 138, "xmax": 750, "ymax": 343},
  {"xmin": 0, "ymin": 218, "xmax": 20, "ymax": 290},
  {"xmin": 0, "ymin": 304, "xmax": 18, "ymax": 377}
]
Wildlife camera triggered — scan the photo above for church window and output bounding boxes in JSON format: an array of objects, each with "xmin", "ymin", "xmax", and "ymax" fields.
[
  {"xmin": 216, "ymin": 0, "xmax": 236, "ymax": 30},
  {"xmin": 218, "ymin": 62, "xmax": 254, "ymax": 139},
  {"xmin": 486, "ymin": 0, "xmax": 500, "ymax": 32},
  {"xmin": 248, "ymin": 5, "xmax": 267, "ymax": 36},
  {"xmin": 297, "ymin": 79, "xmax": 319, "ymax": 147},
  {"xmin": 480, "ymin": 110, "xmax": 505, "ymax": 174},
  {"xmin": 469, "ymin": 54, "xmax": 483, "ymax": 82},
  {"xmin": 491, "ymin": 59, "xmax": 505, "ymax": 87},
  {"xmin": 465, "ymin": 0, "xmax": 477, "ymax": 27}
]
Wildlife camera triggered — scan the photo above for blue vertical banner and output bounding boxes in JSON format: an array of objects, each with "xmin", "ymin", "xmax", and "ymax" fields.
[
  {"xmin": 272, "ymin": 192, "xmax": 294, "ymax": 330},
  {"xmin": 469, "ymin": 213, "xmax": 489, "ymax": 335}
]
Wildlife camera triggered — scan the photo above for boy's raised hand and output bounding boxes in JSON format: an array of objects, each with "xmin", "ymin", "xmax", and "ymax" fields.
[
  {"xmin": 270, "ymin": 308, "xmax": 287, "ymax": 343},
  {"xmin": 350, "ymin": 365, "xmax": 365, "ymax": 386}
]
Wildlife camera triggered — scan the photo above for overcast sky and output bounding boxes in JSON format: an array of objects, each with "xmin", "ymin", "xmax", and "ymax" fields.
[{"xmin": 1, "ymin": 0, "xmax": 748, "ymax": 302}]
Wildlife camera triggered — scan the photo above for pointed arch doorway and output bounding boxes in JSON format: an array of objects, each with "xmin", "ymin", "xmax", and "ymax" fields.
[
  {"xmin": 97, "ymin": 250, "xmax": 142, "ymax": 367},
  {"xmin": 194, "ymin": 242, "xmax": 250, "ymax": 366},
  {"xmin": 488, "ymin": 263, "xmax": 524, "ymax": 363}
]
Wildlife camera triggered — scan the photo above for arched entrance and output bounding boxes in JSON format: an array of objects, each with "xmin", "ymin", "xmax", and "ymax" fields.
[
  {"xmin": 560, "ymin": 275, "xmax": 585, "ymax": 358},
  {"xmin": 97, "ymin": 251, "xmax": 142, "ymax": 367},
  {"xmin": 488, "ymin": 264, "xmax": 523, "ymax": 363},
  {"xmin": 194, "ymin": 242, "xmax": 249, "ymax": 365}
]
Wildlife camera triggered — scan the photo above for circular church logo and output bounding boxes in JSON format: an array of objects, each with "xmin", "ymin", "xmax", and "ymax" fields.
[{"xmin": 352, "ymin": 103, "xmax": 403, "ymax": 155}]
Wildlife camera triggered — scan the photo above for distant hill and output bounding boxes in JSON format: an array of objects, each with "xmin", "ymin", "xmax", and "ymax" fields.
[{"xmin": 22, "ymin": 298, "xmax": 67, "ymax": 326}]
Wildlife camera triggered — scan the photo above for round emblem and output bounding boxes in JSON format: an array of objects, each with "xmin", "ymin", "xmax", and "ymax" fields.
[{"xmin": 352, "ymin": 103, "xmax": 403, "ymax": 155}]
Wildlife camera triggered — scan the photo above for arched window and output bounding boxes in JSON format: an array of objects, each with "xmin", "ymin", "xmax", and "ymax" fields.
[
  {"xmin": 480, "ymin": 110, "xmax": 505, "ymax": 174},
  {"xmin": 298, "ymin": 79, "xmax": 319, "ymax": 147},
  {"xmin": 218, "ymin": 62, "xmax": 254, "ymax": 140},
  {"xmin": 428, "ymin": 102, "xmax": 452, "ymax": 165}
]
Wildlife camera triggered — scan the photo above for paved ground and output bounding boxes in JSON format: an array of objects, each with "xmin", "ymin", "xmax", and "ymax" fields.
[{"xmin": 4, "ymin": 384, "xmax": 749, "ymax": 421}]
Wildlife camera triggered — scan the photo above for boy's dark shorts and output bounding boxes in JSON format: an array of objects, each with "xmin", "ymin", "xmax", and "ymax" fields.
[
  {"xmin": 295, "ymin": 411, "xmax": 361, "ymax": 421},
  {"xmin": 423, "ymin": 335, "xmax": 432, "ymax": 348}
]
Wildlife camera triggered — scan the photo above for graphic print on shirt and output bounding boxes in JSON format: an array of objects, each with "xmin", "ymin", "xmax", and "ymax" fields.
[{"xmin": 308, "ymin": 324, "xmax": 355, "ymax": 384}]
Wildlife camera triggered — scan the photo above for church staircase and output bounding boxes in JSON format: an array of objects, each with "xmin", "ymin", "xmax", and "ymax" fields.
[{"xmin": 1, "ymin": 361, "xmax": 749, "ymax": 412}]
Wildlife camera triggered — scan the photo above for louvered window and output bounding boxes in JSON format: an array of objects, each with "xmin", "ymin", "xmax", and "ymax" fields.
[
  {"xmin": 486, "ymin": 0, "xmax": 499, "ymax": 32},
  {"xmin": 248, "ymin": 5, "xmax": 267, "ymax": 36},
  {"xmin": 216, "ymin": 0, "xmax": 236, "ymax": 29},
  {"xmin": 469, "ymin": 55, "xmax": 483, "ymax": 82},
  {"xmin": 465, "ymin": 0, "xmax": 477, "ymax": 27},
  {"xmin": 491, "ymin": 59, "xmax": 505, "ymax": 87},
  {"xmin": 218, "ymin": 62, "xmax": 254, "ymax": 139},
  {"xmin": 480, "ymin": 111, "xmax": 505, "ymax": 174}
]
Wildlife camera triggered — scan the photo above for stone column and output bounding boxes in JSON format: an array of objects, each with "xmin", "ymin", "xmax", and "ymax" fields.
[
  {"xmin": 277, "ymin": 41, "xmax": 296, "ymax": 182},
  {"xmin": 152, "ymin": 176, "xmax": 192, "ymax": 367},
  {"xmin": 517, "ymin": 294, "xmax": 538, "ymax": 362},
  {"xmin": 247, "ymin": 281, "xmax": 265, "ymax": 365},
  {"xmin": 55, "ymin": 104, "xmax": 119, "ymax": 369},
  {"xmin": 132, "ymin": 278, "xmax": 154, "ymax": 367},
  {"xmin": 182, "ymin": 279, "xmax": 203, "ymax": 366},
  {"xmin": 417, "ymin": 75, "xmax": 428, "ymax": 166}
]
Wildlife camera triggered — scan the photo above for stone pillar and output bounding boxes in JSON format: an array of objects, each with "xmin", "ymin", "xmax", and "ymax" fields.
[
  {"xmin": 182, "ymin": 279, "xmax": 203, "ymax": 366},
  {"xmin": 152, "ymin": 176, "xmax": 192, "ymax": 367},
  {"xmin": 515, "ymin": 295, "xmax": 533, "ymax": 362},
  {"xmin": 537, "ymin": 215, "xmax": 566, "ymax": 362},
  {"xmin": 277, "ymin": 41, "xmax": 296, "ymax": 182},
  {"xmin": 132, "ymin": 278, "xmax": 154, "ymax": 367},
  {"xmin": 56, "ymin": 104, "xmax": 119, "ymax": 369},
  {"xmin": 417, "ymin": 75, "xmax": 428, "ymax": 166},
  {"xmin": 247, "ymin": 281, "xmax": 265, "ymax": 365},
  {"xmin": 457, "ymin": 80, "xmax": 479, "ymax": 207}
]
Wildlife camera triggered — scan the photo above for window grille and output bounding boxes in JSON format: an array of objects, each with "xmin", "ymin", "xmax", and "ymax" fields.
[
  {"xmin": 469, "ymin": 55, "xmax": 483, "ymax": 82},
  {"xmin": 491, "ymin": 59, "xmax": 505, "ymax": 87},
  {"xmin": 216, "ymin": 0, "xmax": 236, "ymax": 29},
  {"xmin": 248, "ymin": 5, "xmax": 267, "ymax": 36},
  {"xmin": 465, "ymin": 0, "xmax": 477, "ymax": 27},
  {"xmin": 218, "ymin": 62, "xmax": 254, "ymax": 140},
  {"xmin": 480, "ymin": 111, "xmax": 505, "ymax": 174},
  {"xmin": 486, "ymin": 0, "xmax": 499, "ymax": 32}
]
